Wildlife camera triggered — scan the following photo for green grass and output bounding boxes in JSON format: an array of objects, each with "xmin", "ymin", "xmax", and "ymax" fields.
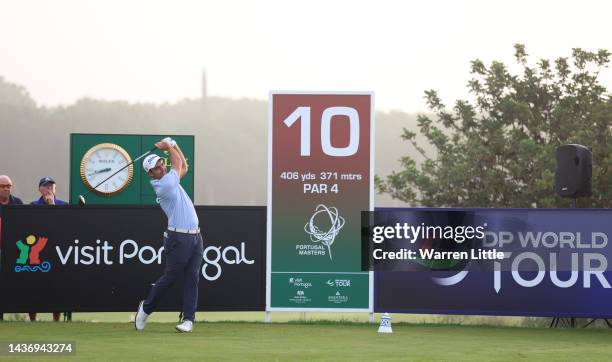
[
  {"xmin": 4, "ymin": 311, "xmax": 543, "ymax": 327},
  {"xmin": 2, "ymin": 321, "xmax": 612, "ymax": 361}
]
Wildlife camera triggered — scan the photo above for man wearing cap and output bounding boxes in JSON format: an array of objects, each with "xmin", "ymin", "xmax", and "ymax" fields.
[
  {"xmin": 135, "ymin": 138, "xmax": 203, "ymax": 333},
  {"xmin": 31, "ymin": 177, "xmax": 67, "ymax": 205},
  {"xmin": 29, "ymin": 176, "xmax": 66, "ymax": 321}
]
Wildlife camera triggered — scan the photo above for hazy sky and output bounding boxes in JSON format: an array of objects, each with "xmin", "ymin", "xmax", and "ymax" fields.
[{"xmin": 1, "ymin": 0, "xmax": 610, "ymax": 113}]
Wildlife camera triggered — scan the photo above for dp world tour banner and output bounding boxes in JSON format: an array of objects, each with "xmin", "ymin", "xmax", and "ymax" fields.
[
  {"xmin": 267, "ymin": 92, "xmax": 374, "ymax": 311},
  {"xmin": 368, "ymin": 208, "xmax": 612, "ymax": 318},
  {"xmin": 0, "ymin": 205, "xmax": 265, "ymax": 312}
]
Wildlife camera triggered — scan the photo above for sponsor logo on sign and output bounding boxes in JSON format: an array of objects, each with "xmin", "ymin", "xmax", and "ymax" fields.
[
  {"xmin": 15, "ymin": 234, "xmax": 52, "ymax": 272},
  {"xmin": 48, "ymin": 238, "xmax": 254, "ymax": 282},
  {"xmin": 290, "ymin": 290, "xmax": 311, "ymax": 304},
  {"xmin": 431, "ymin": 231, "xmax": 611, "ymax": 293},
  {"xmin": 289, "ymin": 277, "xmax": 312, "ymax": 289},
  {"xmin": 326, "ymin": 279, "xmax": 351, "ymax": 287},
  {"xmin": 300, "ymin": 204, "xmax": 345, "ymax": 260},
  {"xmin": 328, "ymin": 290, "xmax": 349, "ymax": 304}
]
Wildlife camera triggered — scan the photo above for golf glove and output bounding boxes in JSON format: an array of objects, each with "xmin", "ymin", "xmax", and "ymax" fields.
[{"xmin": 161, "ymin": 137, "xmax": 177, "ymax": 148}]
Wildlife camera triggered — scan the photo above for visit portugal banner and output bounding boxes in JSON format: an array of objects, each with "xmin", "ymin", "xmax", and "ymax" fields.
[{"xmin": 267, "ymin": 92, "xmax": 373, "ymax": 311}]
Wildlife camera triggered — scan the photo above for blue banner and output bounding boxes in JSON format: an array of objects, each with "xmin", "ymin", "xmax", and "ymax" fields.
[{"xmin": 372, "ymin": 208, "xmax": 612, "ymax": 317}]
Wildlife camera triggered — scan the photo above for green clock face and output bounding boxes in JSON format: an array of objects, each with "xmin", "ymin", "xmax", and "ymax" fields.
[{"xmin": 80, "ymin": 143, "xmax": 133, "ymax": 196}]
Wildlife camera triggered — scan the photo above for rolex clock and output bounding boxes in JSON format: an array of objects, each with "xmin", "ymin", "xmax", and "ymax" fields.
[{"xmin": 80, "ymin": 143, "xmax": 133, "ymax": 196}]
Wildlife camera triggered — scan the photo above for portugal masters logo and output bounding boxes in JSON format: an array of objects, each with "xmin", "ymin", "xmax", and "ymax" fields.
[
  {"xmin": 15, "ymin": 234, "xmax": 52, "ymax": 272},
  {"xmin": 304, "ymin": 204, "xmax": 345, "ymax": 260}
]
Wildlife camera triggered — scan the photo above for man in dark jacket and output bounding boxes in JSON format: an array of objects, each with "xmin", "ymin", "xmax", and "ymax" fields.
[
  {"xmin": 0, "ymin": 175, "xmax": 23, "ymax": 206},
  {"xmin": 0, "ymin": 175, "xmax": 22, "ymax": 321}
]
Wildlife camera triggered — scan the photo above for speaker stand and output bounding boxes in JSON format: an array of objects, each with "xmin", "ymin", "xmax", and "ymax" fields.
[
  {"xmin": 549, "ymin": 199, "xmax": 580, "ymax": 328},
  {"xmin": 583, "ymin": 319, "xmax": 612, "ymax": 328},
  {"xmin": 550, "ymin": 317, "xmax": 576, "ymax": 328}
]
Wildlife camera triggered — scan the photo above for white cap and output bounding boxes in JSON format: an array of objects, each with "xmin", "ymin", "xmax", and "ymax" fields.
[{"xmin": 142, "ymin": 154, "xmax": 161, "ymax": 172}]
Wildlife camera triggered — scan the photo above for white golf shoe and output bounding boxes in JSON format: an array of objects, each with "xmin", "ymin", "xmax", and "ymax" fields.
[
  {"xmin": 135, "ymin": 300, "xmax": 149, "ymax": 331},
  {"xmin": 175, "ymin": 320, "xmax": 193, "ymax": 333}
]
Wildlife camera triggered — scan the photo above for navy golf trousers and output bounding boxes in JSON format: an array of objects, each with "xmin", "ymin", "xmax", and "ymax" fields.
[{"xmin": 143, "ymin": 230, "xmax": 204, "ymax": 321}]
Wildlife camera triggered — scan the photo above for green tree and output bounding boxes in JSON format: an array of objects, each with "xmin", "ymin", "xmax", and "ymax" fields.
[
  {"xmin": 377, "ymin": 44, "xmax": 611, "ymax": 208},
  {"xmin": 0, "ymin": 76, "xmax": 37, "ymax": 109}
]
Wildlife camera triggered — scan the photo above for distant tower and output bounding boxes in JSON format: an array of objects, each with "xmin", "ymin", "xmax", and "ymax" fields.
[{"xmin": 201, "ymin": 69, "xmax": 208, "ymax": 110}]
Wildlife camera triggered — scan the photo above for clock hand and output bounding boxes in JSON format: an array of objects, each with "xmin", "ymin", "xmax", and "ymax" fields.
[{"xmin": 87, "ymin": 168, "xmax": 112, "ymax": 177}]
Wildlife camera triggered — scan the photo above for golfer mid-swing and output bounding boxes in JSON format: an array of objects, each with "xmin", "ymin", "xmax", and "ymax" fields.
[{"xmin": 135, "ymin": 138, "xmax": 203, "ymax": 333}]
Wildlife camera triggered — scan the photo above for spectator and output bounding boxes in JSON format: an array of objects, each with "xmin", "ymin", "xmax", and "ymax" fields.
[
  {"xmin": 0, "ymin": 175, "xmax": 23, "ymax": 205},
  {"xmin": 31, "ymin": 177, "xmax": 67, "ymax": 205},
  {"xmin": 30, "ymin": 176, "xmax": 66, "ymax": 322},
  {"xmin": 0, "ymin": 175, "xmax": 22, "ymax": 321}
]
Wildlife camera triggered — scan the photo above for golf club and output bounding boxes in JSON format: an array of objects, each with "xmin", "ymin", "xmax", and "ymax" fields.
[{"xmin": 78, "ymin": 145, "xmax": 158, "ymax": 206}]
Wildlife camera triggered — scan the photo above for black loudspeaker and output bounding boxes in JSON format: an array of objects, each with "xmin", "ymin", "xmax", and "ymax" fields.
[{"xmin": 554, "ymin": 144, "xmax": 592, "ymax": 198}]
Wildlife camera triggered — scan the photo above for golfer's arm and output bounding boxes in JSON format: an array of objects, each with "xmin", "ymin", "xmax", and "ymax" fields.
[
  {"xmin": 167, "ymin": 146, "xmax": 183, "ymax": 176},
  {"xmin": 175, "ymin": 144, "xmax": 189, "ymax": 178}
]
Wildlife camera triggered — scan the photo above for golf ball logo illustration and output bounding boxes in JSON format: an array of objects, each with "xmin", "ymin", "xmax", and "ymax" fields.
[{"xmin": 304, "ymin": 204, "xmax": 345, "ymax": 260}]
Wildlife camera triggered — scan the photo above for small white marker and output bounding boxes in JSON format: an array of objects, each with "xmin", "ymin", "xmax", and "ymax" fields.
[{"xmin": 378, "ymin": 313, "xmax": 393, "ymax": 333}]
